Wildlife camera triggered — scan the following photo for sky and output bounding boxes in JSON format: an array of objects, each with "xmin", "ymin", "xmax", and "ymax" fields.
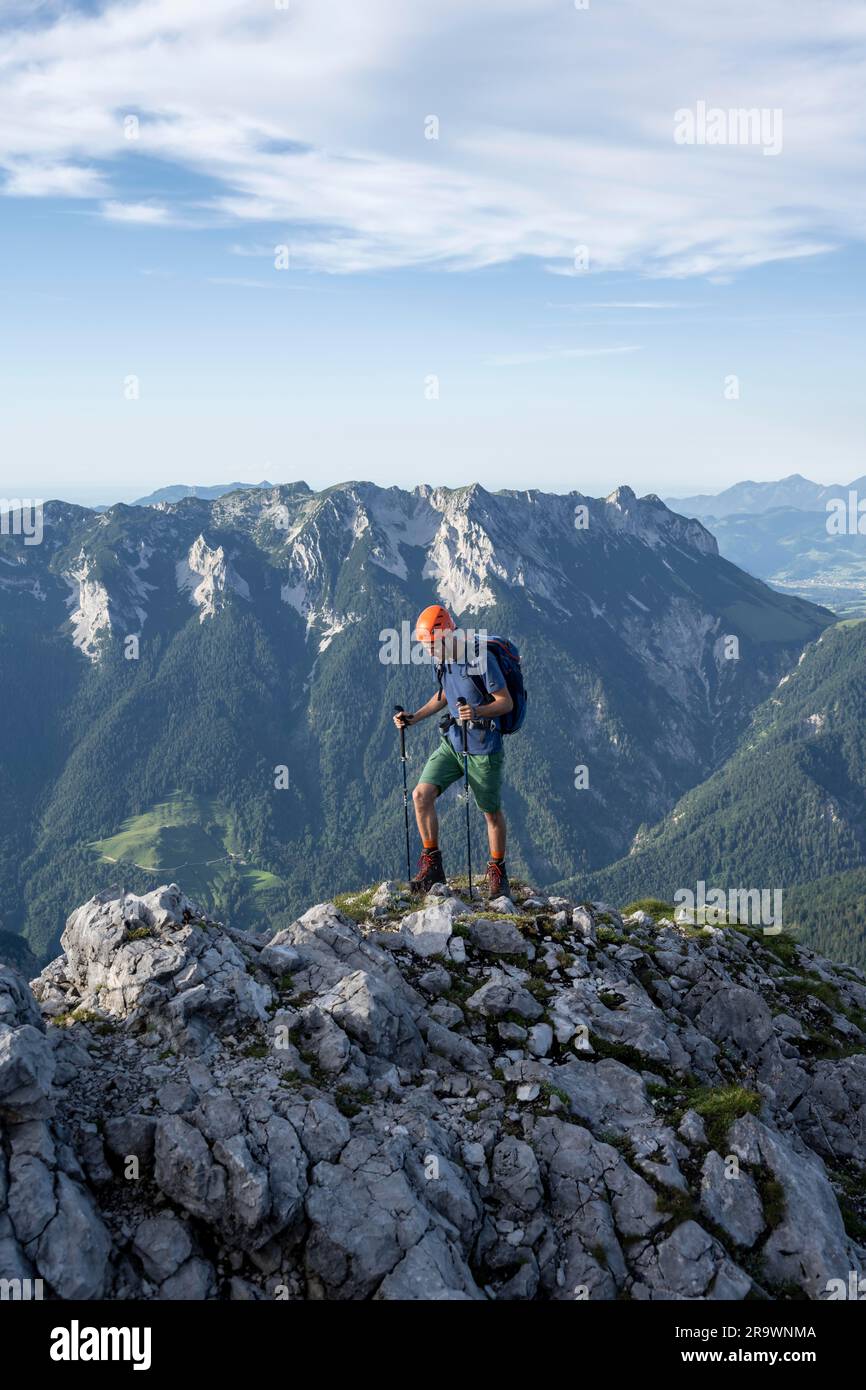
[{"xmin": 0, "ymin": 0, "xmax": 864, "ymax": 506}]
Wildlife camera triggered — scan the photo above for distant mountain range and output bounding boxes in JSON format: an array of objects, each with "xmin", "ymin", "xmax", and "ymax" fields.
[
  {"xmin": 666, "ymin": 472, "xmax": 866, "ymax": 520},
  {"xmin": 667, "ymin": 474, "xmax": 866, "ymax": 617},
  {"xmin": 132, "ymin": 481, "xmax": 274, "ymax": 506},
  {"xmin": 0, "ymin": 481, "xmax": 831, "ymax": 961}
]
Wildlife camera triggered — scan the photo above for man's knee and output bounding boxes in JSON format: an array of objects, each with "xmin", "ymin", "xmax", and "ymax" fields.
[{"xmin": 413, "ymin": 782, "xmax": 438, "ymax": 810}]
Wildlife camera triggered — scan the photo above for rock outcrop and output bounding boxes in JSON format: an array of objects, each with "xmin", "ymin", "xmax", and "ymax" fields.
[
  {"xmin": 3, "ymin": 882, "xmax": 865, "ymax": 1300},
  {"xmin": 176, "ymin": 535, "xmax": 250, "ymax": 622}
]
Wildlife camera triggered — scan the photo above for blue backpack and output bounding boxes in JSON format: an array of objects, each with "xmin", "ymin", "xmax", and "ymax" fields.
[{"xmin": 469, "ymin": 635, "xmax": 527, "ymax": 735}]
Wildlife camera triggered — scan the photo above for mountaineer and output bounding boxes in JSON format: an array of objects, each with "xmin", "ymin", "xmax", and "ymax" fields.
[{"xmin": 392, "ymin": 604, "xmax": 526, "ymax": 898}]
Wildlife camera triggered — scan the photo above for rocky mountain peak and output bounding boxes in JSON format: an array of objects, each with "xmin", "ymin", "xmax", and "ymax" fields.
[
  {"xmin": 177, "ymin": 534, "xmax": 250, "ymax": 622},
  {"xmin": 3, "ymin": 879, "xmax": 863, "ymax": 1301},
  {"xmin": 606, "ymin": 484, "xmax": 637, "ymax": 508}
]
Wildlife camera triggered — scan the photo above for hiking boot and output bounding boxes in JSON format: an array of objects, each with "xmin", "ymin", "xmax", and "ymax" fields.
[
  {"xmin": 485, "ymin": 860, "xmax": 510, "ymax": 899},
  {"xmin": 410, "ymin": 848, "xmax": 446, "ymax": 894}
]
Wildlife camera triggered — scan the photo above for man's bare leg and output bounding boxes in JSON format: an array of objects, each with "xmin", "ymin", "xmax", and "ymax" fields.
[
  {"xmin": 413, "ymin": 782, "xmax": 440, "ymax": 844},
  {"xmin": 484, "ymin": 809, "xmax": 506, "ymax": 859}
]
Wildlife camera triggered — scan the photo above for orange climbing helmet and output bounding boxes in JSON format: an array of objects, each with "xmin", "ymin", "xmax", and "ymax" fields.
[{"xmin": 415, "ymin": 604, "xmax": 455, "ymax": 647}]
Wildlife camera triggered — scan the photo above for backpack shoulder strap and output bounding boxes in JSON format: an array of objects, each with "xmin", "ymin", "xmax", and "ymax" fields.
[
  {"xmin": 469, "ymin": 671, "xmax": 490, "ymax": 705},
  {"xmin": 464, "ymin": 641, "xmax": 489, "ymax": 706}
]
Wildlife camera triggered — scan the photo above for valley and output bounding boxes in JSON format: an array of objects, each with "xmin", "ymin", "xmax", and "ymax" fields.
[{"xmin": 91, "ymin": 794, "xmax": 284, "ymax": 907}]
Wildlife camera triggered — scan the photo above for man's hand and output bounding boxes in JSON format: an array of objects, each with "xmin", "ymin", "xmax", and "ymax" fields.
[
  {"xmin": 395, "ymin": 690, "xmax": 446, "ymax": 730},
  {"xmin": 457, "ymin": 702, "xmax": 475, "ymax": 723}
]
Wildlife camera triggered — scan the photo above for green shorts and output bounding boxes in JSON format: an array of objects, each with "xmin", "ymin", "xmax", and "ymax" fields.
[{"xmin": 418, "ymin": 738, "xmax": 504, "ymax": 814}]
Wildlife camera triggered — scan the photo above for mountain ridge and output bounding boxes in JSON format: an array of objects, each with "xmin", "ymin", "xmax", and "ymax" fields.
[{"xmin": 0, "ymin": 480, "xmax": 833, "ymax": 959}]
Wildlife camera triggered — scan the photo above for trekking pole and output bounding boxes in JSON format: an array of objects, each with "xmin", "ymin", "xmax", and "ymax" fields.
[
  {"xmin": 393, "ymin": 706, "xmax": 412, "ymax": 884},
  {"xmin": 456, "ymin": 698, "xmax": 473, "ymax": 898}
]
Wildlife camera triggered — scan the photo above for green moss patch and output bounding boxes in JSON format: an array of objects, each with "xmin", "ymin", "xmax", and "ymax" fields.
[{"xmin": 685, "ymin": 1084, "xmax": 761, "ymax": 1151}]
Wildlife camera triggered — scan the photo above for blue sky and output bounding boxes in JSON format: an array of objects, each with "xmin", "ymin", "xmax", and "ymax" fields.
[{"xmin": 1, "ymin": 0, "xmax": 864, "ymax": 505}]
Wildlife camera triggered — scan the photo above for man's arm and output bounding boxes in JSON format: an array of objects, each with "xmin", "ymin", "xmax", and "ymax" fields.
[
  {"xmin": 393, "ymin": 690, "xmax": 447, "ymax": 728},
  {"xmin": 457, "ymin": 686, "xmax": 513, "ymax": 722}
]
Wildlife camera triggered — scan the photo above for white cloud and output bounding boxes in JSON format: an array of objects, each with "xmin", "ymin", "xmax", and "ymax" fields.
[
  {"xmin": 101, "ymin": 200, "xmax": 172, "ymax": 225},
  {"xmin": 0, "ymin": 0, "xmax": 864, "ymax": 277},
  {"xmin": 3, "ymin": 162, "xmax": 106, "ymax": 197}
]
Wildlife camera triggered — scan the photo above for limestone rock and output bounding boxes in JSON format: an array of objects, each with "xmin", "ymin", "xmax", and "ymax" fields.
[
  {"xmin": 400, "ymin": 898, "xmax": 469, "ymax": 958},
  {"xmin": 3, "ymin": 883, "xmax": 861, "ymax": 1304}
]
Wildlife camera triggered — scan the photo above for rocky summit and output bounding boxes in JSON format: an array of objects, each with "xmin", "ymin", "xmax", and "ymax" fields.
[{"xmin": 2, "ymin": 881, "xmax": 866, "ymax": 1302}]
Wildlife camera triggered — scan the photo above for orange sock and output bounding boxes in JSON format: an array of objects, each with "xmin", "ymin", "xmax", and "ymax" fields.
[{"xmin": 423, "ymin": 839, "xmax": 439, "ymax": 851}]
